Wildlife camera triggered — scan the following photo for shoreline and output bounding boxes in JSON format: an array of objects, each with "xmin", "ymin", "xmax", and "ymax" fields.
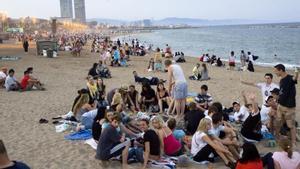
[{"xmin": 113, "ymin": 34, "xmax": 300, "ymax": 69}]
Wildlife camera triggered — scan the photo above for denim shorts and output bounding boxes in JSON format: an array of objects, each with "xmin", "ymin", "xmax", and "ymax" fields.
[{"xmin": 173, "ymin": 82, "xmax": 188, "ymax": 99}]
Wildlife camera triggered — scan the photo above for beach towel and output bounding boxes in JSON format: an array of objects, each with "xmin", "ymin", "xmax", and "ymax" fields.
[
  {"xmin": 64, "ymin": 130, "xmax": 92, "ymax": 140},
  {"xmin": 55, "ymin": 123, "xmax": 69, "ymax": 133},
  {"xmin": 84, "ymin": 138, "xmax": 97, "ymax": 150},
  {"xmin": 149, "ymin": 158, "xmax": 176, "ymax": 169},
  {"xmin": 187, "ymin": 92, "xmax": 198, "ymax": 97}
]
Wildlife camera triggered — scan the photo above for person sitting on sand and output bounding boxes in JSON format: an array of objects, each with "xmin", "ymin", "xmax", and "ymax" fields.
[
  {"xmin": 147, "ymin": 58, "xmax": 155, "ymax": 71},
  {"xmin": 151, "ymin": 116, "xmax": 182, "ymax": 156},
  {"xmin": 86, "ymin": 76, "xmax": 98, "ymax": 100},
  {"xmin": 259, "ymin": 96, "xmax": 274, "ymax": 126},
  {"xmin": 167, "ymin": 118, "xmax": 186, "ymax": 142},
  {"xmin": 139, "ymin": 118, "xmax": 161, "ymax": 169},
  {"xmin": 231, "ymin": 91, "xmax": 250, "ymax": 123},
  {"xmin": 88, "ymin": 63, "xmax": 99, "ymax": 78},
  {"xmin": 75, "ymin": 98, "xmax": 96, "ymax": 122},
  {"xmin": 156, "ymin": 82, "xmax": 171, "ymax": 114},
  {"xmin": 191, "ymin": 63, "xmax": 201, "ymax": 80},
  {"xmin": 111, "ymin": 46, "xmax": 120, "ymax": 66},
  {"xmin": 111, "ymin": 89, "xmax": 123, "ymax": 111},
  {"xmin": 165, "ymin": 44, "xmax": 172, "ymax": 58},
  {"xmin": 236, "ymin": 143, "xmax": 263, "ymax": 169},
  {"xmin": 184, "ymin": 102, "xmax": 205, "ymax": 135},
  {"xmin": 72, "ymin": 91, "xmax": 90, "ymax": 119},
  {"xmin": 153, "ymin": 48, "xmax": 163, "ymax": 72},
  {"xmin": 0, "ymin": 140, "xmax": 30, "ymax": 169},
  {"xmin": 5, "ymin": 69, "xmax": 21, "ymax": 91},
  {"xmin": 271, "ymin": 138, "xmax": 300, "ymax": 169},
  {"xmin": 132, "ymin": 71, "xmax": 163, "ymax": 86},
  {"xmin": 20, "ymin": 70, "xmax": 44, "ymax": 91},
  {"xmin": 228, "ymin": 51, "xmax": 236, "ymax": 70},
  {"xmin": 240, "ymin": 93, "xmax": 263, "ymax": 142},
  {"xmin": 26, "ymin": 67, "xmax": 43, "ymax": 87},
  {"xmin": 174, "ymin": 52, "xmax": 186, "ymax": 63},
  {"xmin": 191, "ymin": 118, "xmax": 236, "ymax": 168},
  {"xmin": 140, "ymin": 83, "xmax": 157, "ymax": 112},
  {"xmin": 96, "ymin": 61, "xmax": 111, "ymax": 78},
  {"xmin": 209, "ymin": 112, "xmax": 240, "ymax": 160},
  {"xmin": 92, "ymin": 107, "xmax": 106, "ymax": 143},
  {"xmin": 195, "ymin": 85, "xmax": 213, "ymax": 111},
  {"xmin": 126, "ymin": 85, "xmax": 140, "ymax": 112},
  {"xmin": 96, "ymin": 114, "xmax": 130, "ymax": 169},
  {"xmin": 0, "ymin": 67, "xmax": 8, "ymax": 88},
  {"xmin": 216, "ymin": 57, "xmax": 223, "ymax": 67},
  {"xmin": 199, "ymin": 63, "xmax": 210, "ymax": 81},
  {"xmin": 107, "ymin": 85, "xmax": 128, "ymax": 106}
]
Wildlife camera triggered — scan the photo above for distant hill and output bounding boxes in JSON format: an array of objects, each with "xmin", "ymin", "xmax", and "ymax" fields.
[
  {"xmin": 87, "ymin": 18, "xmax": 127, "ymax": 26},
  {"xmin": 88, "ymin": 17, "xmax": 297, "ymax": 26}
]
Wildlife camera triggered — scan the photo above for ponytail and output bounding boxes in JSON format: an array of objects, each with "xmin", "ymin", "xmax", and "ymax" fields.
[
  {"xmin": 286, "ymin": 145, "xmax": 293, "ymax": 159},
  {"xmin": 279, "ymin": 138, "xmax": 293, "ymax": 159}
]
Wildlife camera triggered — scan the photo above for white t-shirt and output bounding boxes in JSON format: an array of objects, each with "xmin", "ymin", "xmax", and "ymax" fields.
[
  {"xmin": 229, "ymin": 56, "xmax": 235, "ymax": 63},
  {"xmin": 191, "ymin": 131, "xmax": 207, "ymax": 156},
  {"xmin": 260, "ymin": 105, "xmax": 271, "ymax": 124},
  {"xmin": 5, "ymin": 76, "xmax": 17, "ymax": 91},
  {"xmin": 234, "ymin": 105, "xmax": 249, "ymax": 122},
  {"xmin": 248, "ymin": 54, "xmax": 254, "ymax": 62},
  {"xmin": 209, "ymin": 125, "xmax": 225, "ymax": 137},
  {"xmin": 171, "ymin": 64, "xmax": 186, "ymax": 83},
  {"xmin": 0, "ymin": 71, "xmax": 7, "ymax": 79},
  {"xmin": 272, "ymin": 151, "xmax": 300, "ymax": 169},
  {"xmin": 256, "ymin": 82, "xmax": 279, "ymax": 102}
]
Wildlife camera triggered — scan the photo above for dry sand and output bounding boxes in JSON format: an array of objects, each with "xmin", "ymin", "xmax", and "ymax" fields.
[{"xmin": 0, "ymin": 40, "xmax": 299, "ymax": 169}]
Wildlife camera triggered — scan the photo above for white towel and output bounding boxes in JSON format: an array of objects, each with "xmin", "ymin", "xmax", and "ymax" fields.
[{"xmin": 84, "ymin": 138, "xmax": 97, "ymax": 150}]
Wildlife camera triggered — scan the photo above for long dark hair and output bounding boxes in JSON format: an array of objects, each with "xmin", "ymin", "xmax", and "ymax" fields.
[
  {"xmin": 202, "ymin": 63, "xmax": 207, "ymax": 72},
  {"xmin": 156, "ymin": 82, "xmax": 166, "ymax": 92},
  {"xmin": 239, "ymin": 143, "xmax": 261, "ymax": 163}
]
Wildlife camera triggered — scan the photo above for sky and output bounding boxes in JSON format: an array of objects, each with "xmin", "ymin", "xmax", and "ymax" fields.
[{"xmin": 1, "ymin": 0, "xmax": 300, "ymax": 21}]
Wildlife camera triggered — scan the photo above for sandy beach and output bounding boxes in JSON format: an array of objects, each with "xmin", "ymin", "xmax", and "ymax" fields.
[{"xmin": 0, "ymin": 40, "xmax": 299, "ymax": 169}]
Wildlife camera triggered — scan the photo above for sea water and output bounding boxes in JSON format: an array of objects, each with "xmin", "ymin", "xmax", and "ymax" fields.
[{"xmin": 117, "ymin": 22, "xmax": 300, "ymax": 68}]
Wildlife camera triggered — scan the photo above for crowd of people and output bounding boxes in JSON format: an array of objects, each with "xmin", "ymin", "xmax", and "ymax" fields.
[
  {"xmin": 1, "ymin": 36, "xmax": 300, "ymax": 169},
  {"xmin": 58, "ymin": 39, "xmax": 299, "ymax": 169},
  {"xmin": 199, "ymin": 50, "xmax": 258, "ymax": 72},
  {"xmin": 0, "ymin": 67, "xmax": 45, "ymax": 91}
]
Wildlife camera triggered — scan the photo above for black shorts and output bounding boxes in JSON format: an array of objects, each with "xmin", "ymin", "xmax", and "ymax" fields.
[{"xmin": 193, "ymin": 144, "xmax": 218, "ymax": 162}]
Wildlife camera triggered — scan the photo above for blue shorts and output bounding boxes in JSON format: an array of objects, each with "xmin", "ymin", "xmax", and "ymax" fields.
[
  {"xmin": 173, "ymin": 82, "xmax": 188, "ymax": 99},
  {"xmin": 154, "ymin": 63, "xmax": 162, "ymax": 70}
]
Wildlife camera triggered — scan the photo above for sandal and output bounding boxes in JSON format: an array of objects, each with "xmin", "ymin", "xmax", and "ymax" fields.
[{"xmin": 39, "ymin": 118, "xmax": 48, "ymax": 124}]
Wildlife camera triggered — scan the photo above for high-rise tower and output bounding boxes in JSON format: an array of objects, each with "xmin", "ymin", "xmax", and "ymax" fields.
[{"xmin": 60, "ymin": 0, "xmax": 73, "ymax": 18}]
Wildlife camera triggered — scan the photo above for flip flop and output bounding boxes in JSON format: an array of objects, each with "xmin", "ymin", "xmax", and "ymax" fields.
[{"xmin": 39, "ymin": 118, "xmax": 48, "ymax": 124}]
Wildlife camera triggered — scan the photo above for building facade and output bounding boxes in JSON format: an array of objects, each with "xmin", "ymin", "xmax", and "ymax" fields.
[
  {"xmin": 60, "ymin": 0, "xmax": 73, "ymax": 18},
  {"xmin": 74, "ymin": 0, "xmax": 86, "ymax": 23}
]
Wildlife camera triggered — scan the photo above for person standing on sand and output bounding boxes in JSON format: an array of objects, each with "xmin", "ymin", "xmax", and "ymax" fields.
[
  {"xmin": 240, "ymin": 50, "xmax": 247, "ymax": 68},
  {"xmin": 23, "ymin": 38, "xmax": 29, "ymax": 53},
  {"xmin": 165, "ymin": 59, "xmax": 187, "ymax": 119},
  {"xmin": 228, "ymin": 51, "xmax": 235, "ymax": 70},
  {"xmin": 273, "ymin": 64, "xmax": 298, "ymax": 146},
  {"xmin": 0, "ymin": 140, "xmax": 30, "ymax": 169}
]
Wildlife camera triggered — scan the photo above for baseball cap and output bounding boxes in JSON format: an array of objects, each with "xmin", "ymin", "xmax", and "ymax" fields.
[{"xmin": 270, "ymin": 88, "xmax": 280, "ymax": 95}]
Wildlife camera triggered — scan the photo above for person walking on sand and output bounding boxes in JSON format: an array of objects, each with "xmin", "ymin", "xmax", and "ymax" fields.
[
  {"xmin": 165, "ymin": 59, "xmax": 187, "ymax": 119},
  {"xmin": 23, "ymin": 38, "xmax": 29, "ymax": 53}
]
